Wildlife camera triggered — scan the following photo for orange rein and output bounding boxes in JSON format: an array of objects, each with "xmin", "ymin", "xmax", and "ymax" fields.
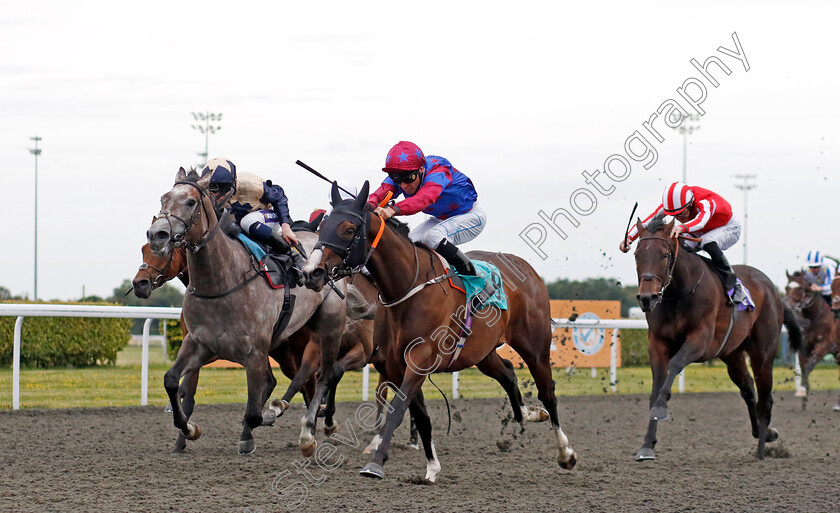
[{"xmin": 369, "ymin": 191, "xmax": 394, "ymax": 250}]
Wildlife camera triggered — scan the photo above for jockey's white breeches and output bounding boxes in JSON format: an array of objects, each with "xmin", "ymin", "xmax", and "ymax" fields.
[
  {"xmin": 409, "ymin": 201, "xmax": 487, "ymax": 248},
  {"xmin": 240, "ymin": 209, "xmax": 280, "ymax": 233},
  {"xmin": 684, "ymin": 215, "xmax": 742, "ymax": 252}
]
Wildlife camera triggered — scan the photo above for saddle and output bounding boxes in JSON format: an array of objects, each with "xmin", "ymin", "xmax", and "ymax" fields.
[{"xmin": 692, "ymin": 249, "xmax": 754, "ymax": 312}]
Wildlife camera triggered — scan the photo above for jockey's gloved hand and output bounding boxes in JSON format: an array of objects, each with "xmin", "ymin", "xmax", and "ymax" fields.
[{"xmin": 669, "ymin": 223, "xmax": 685, "ymax": 239}]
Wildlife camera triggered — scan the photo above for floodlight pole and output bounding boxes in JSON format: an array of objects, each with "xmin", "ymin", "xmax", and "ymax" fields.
[
  {"xmin": 674, "ymin": 114, "xmax": 701, "ymax": 183},
  {"xmin": 733, "ymin": 174, "xmax": 757, "ymax": 264},
  {"xmin": 29, "ymin": 136, "xmax": 42, "ymax": 301},
  {"xmin": 190, "ymin": 112, "xmax": 223, "ymax": 166}
]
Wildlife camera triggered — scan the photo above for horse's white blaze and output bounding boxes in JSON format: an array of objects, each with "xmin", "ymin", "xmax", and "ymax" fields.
[
  {"xmin": 424, "ymin": 441, "xmax": 441, "ymax": 483},
  {"xmin": 303, "ymin": 249, "xmax": 323, "ymax": 273},
  {"xmin": 787, "ymin": 281, "xmax": 800, "ymax": 289},
  {"xmin": 554, "ymin": 425, "xmax": 575, "ymax": 463},
  {"xmin": 363, "ymin": 434, "xmax": 382, "ymax": 455}
]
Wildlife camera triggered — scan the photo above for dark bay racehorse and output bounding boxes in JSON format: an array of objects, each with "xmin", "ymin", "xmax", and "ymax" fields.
[
  {"xmin": 633, "ymin": 215, "xmax": 802, "ymax": 460},
  {"xmin": 305, "ymin": 182, "xmax": 576, "ymax": 481},
  {"xmin": 147, "ymin": 168, "xmax": 355, "ymax": 455},
  {"xmin": 785, "ymin": 271, "xmax": 840, "ymax": 411}
]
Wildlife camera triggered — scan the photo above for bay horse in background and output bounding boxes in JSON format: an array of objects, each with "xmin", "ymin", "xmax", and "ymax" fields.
[
  {"xmin": 147, "ymin": 167, "xmax": 365, "ymax": 456},
  {"xmin": 305, "ymin": 182, "xmax": 576, "ymax": 482},
  {"xmin": 632, "ymin": 214, "xmax": 802, "ymax": 461},
  {"xmin": 784, "ymin": 271, "xmax": 840, "ymax": 412}
]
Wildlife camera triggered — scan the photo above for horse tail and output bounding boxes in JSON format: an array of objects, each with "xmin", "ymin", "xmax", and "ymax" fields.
[
  {"xmin": 783, "ymin": 303, "xmax": 804, "ymax": 353},
  {"xmin": 345, "ymin": 284, "xmax": 377, "ymax": 321}
]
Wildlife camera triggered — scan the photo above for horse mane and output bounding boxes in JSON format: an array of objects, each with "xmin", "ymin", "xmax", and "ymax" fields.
[{"xmin": 385, "ymin": 217, "xmax": 411, "ymax": 239}]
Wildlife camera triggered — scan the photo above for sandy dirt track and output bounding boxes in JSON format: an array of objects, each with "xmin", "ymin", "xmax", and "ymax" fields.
[{"xmin": 1, "ymin": 390, "xmax": 839, "ymax": 513}]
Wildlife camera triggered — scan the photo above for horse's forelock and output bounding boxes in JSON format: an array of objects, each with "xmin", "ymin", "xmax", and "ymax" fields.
[{"xmin": 644, "ymin": 213, "xmax": 668, "ymax": 235}]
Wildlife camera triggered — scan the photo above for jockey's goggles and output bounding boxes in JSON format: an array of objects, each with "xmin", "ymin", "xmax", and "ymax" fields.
[{"xmin": 388, "ymin": 170, "xmax": 419, "ymax": 184}]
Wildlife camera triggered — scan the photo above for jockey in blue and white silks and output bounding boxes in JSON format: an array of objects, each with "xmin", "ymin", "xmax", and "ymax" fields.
[
  {"xmin": 801, "ymin": 249, "xmax": 837, "ymax": 305},
  {"xmin": 202, "ymin": 157, "xmax": 305, "ymax": 279}
]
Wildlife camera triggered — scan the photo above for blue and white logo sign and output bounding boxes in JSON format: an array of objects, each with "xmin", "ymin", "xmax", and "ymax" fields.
[{"xmin": 572, "ymin": 312, "xmax": 605, "ymax": 356}]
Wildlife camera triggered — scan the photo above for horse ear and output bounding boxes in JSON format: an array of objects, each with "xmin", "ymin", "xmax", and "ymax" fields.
[
  {"xmin": 355, "ymin": 181, "xmax": 370, "ymax": 210},
  {"xmin": 785, "ymin": 270, "xmax": 791, "ymax": 281},
  {"xmin": 330, "ymin": 181, "xmax": 343, "ymax": 207},
  {"xmin": 176, "ymin": 167, "xmax": 187, "ymax": 181},
  {"xmin": 636, "ymin": 218, "xmax": 644, "ymax": 235}
]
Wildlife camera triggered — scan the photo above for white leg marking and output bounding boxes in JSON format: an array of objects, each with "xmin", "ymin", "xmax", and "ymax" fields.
[
  {"xmin": 299, "ymin": 415, "xmax": 315, "ymax": 448},
  {"xmin": 363, "ymin": 434, "xmax": 382, "ymax": 455},
  {"xmin": 424, "ymin": 441, "xmax": 441, "ymax": 483},
  {"xmin": 554, "ymin": 425, "xmax": 576, "ymax": 465}
]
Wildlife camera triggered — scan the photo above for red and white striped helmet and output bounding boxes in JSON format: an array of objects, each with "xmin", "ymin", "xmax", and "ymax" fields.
[{"xmin": 662, "ymin": 182, "xmax": 694, "ymax": 215}]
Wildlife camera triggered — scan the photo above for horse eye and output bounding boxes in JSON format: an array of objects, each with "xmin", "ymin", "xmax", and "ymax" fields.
[{"xmin": 186, "ymin": 199, "xmax": 197, "ymax": 208}]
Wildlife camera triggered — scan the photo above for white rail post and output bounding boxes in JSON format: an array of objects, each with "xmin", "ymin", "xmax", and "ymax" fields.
[
  {"xmin": 142, "ymin": 318, "xmax": 152, "ymax": 406},
  {"xmin": 452, "ymin": 371, "xmax": 460, "ymax": 399},
  {"xmin": 610, "ymin": 328, "xmax": 618, "ymax": 392},
  {"xmin": 362, "ymin": 364, "xmax": 370, "ymax": 401},
  {"xmin": 13, "ymin": 316, "xmax": 23, "ymax": 410}
]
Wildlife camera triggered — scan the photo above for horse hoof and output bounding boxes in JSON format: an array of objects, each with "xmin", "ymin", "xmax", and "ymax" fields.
[
  {"xmin": 324, "ymin": 422, "xmax": 338, "ymax": 437},
  {"xmin": 300, "ymin": 440, "xmax": 317, "ymax": 458},
  {"xmin": 360, "ymin": 463, "xmax": 385, "ymax": 479},
  {"xmin": 832, "ymin": 404, "xmax": 840, "ymax": 412},
  {"xmin": 317, "ymin": 404, "xmax": 327, "ymax": 418},
  {"xmin": 650, "ymin": 406, "xmax": 669, "ymax": 421},
  {"xmin": 407, "ymin": 442, "xmax": 420, "ymax": 451},
  {"xmin": 164, "ymin": 402, "xmax": 173, "ymax": 413},
  {"xmin": 635, "ymin": 447, "xmax": 656, "ymax": 461},
  {"xmin": 170, "ymin": 435, "xmax": 187, "ymax": 455},
  {"xmin": 268, "ymin": 398, "xmax": 290, "ymax": 418},
  {"xmin": 794, "ymin": 387, "xmax": 807, "ymax": 398},
  {"xmin": 765, "ymin": 428, "xmax": 779, "ymax": 442},
  {"xmin": 238, "ymin": 439, "xmax": 256, "ymax": 455},
  {"xmin": 558, "ymin": 451, "xmax": 577, "ymax": 470},
  {"xmin": 185, "ymin": 421, "xmax": 202, "ymax": 441},
  {"xmin": 261, "ymin": 410, "xmax": 277, "ymax": 427}
]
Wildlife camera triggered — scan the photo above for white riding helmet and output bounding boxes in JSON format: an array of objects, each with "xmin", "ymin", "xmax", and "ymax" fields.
[
  {"xmin": 329, "ymin": 179, "xmax": 358, "ymax": 205},
  {"xmin": 805, "ymin": 249, "xmax": 823, "ymax": 268}
]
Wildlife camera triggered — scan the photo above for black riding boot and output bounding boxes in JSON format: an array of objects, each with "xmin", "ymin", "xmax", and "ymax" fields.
[
  {"xmin": 435, "ymin": 239, "xmax": 476, "ymax": 276},
  {"xmin": 703, "ymin": 241, "xmax": 744, "ymax": 304},
  {"xmin": 268, "ymin": 232, "xmax": 305, "ymax": 286}
]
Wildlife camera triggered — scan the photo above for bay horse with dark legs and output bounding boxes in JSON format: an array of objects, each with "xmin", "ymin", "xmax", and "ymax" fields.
[
  {"xmin": 632, "ymin": 214, "xmax": 802, "ymax": 461},
  {"xmin": 305, "ymin": 181, "xmax": 576, "ymax": 481},
  {"xmin": 147, "ymin": 167, "xmax": 356, "ymax": 456},
  {"xmin": 784, "ymin": 271, "xmax": 840, "ymax": 411}
]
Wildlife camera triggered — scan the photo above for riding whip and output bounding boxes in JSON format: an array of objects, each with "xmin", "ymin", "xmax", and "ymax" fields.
[
  {"xmin": 623, "ymin": 201, "xmax": 638, "ymax": 244},
  {"xmin": 295, "ymin": 160, "xmax": 358, "ymax": 199}
]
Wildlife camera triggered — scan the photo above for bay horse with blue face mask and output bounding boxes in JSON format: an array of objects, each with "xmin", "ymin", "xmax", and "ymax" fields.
[
  {"xmin": 147, "ymin": 167, "xmax": 363, "ymax": 456},
  {"xmin": 305, "ymin": 181, "xmax": 577, "ymax": 482},
  {"xmin": 631, "ymin": 214, "xmax": 802, "ymax": 461}
]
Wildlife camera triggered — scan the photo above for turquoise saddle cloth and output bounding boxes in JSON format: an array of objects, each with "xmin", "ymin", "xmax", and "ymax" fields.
[{"xmin": 453, "ymin": 259, "xmax": 508, "ymax": 310}]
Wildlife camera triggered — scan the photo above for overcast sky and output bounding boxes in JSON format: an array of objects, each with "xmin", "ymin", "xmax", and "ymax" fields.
[{"xmin": 1, "ymin": 1, "xmax": 838, "ymax": 301}]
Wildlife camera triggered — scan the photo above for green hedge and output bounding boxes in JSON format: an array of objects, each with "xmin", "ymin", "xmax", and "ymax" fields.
[
  {"xmin": 0, "ymin": 302, "xmax": 131, "ymax": 367},
  {"xmin": 620, "ymin": 329, "xmax": 650, "ymax": 367},
  {"xmin": 165, "ymin": 318, "xmax": 184, "ymax": 361}
]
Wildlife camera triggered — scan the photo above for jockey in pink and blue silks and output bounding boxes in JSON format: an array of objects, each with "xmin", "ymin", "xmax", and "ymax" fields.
[{"xmin": 367, "ymin": 141, "xmax": 486, "ymax": 278}]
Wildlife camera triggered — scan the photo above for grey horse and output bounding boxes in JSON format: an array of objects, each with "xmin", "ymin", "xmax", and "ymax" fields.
[{"xmin": 147, "ymin": 167, "xmax": 355, "ymax": 455}]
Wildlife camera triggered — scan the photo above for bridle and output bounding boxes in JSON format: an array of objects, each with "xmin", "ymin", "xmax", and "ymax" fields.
[
  {"xmin": 137, "ymin": 249, "xmax": 185, "ymax": 289},
  {"xmin": 637, "ymin": 235, "xmax": 681, "ymax": 301},
  {"xmin": 636, "ymin": 234, "xmax": 706, "ymax": 302},
  {"xmin": 154, "ymin": 180, "xmax": 228, "ymax": 253}
]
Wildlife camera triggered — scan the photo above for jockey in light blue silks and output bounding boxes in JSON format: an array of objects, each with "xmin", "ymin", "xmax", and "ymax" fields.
[
  {"xmin": 201, "ymin": 157, "xmax": 306, "ymax": 278},
  {"xmin": 801, "ymin": 249, "xmax": 837, "ymax": 306},
  {"xmin": 366, "ymin": 141, "xmax": 486, "ymax": 279}
]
